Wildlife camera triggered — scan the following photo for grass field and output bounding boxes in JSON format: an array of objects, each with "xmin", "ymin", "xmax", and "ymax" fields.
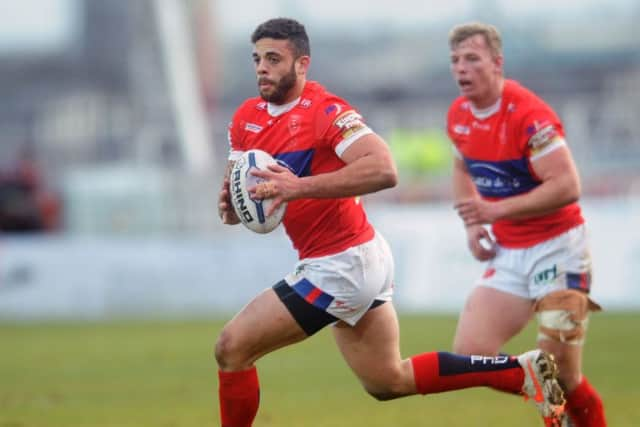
[{"xmin": 1, "ymin": 312, "xmax": 638, "ymax": 427}]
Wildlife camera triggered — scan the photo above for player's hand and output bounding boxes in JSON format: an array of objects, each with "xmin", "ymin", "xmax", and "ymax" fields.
[
  {"xmin": 218, "ymin": 177, "xmax": 240, "ymax": 225},
  {"xmin": 454, "ymin": 198, "xmax": 502, "ymax": 226},
  {"xmin": 465, "ymin": 224, "xmax": 497, "ymax": 261},
  {"xmin": 249, "ymin": 163, "xmax": 298, "ymax": 217}
]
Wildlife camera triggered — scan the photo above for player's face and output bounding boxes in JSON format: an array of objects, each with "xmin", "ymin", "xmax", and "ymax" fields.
[
  {"xmin": 252, "ymin": 38, "xmax": 308, "ymax": 104},
  {"xmin": 450, "ymin": 34, "xmax": 503, "ymax": 108}
]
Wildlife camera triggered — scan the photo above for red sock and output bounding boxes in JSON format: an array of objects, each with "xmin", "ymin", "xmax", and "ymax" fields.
[
  {"xmin": 218, "ymin": 367, "xmax": 260, "ymax": 427},
  {"xmin": 566, "ymin": 377, "xmax": 606, "ymax": 427},
  {"xmin": 411, "ymin": 352, "xmax": 524, "ymax": 395}
]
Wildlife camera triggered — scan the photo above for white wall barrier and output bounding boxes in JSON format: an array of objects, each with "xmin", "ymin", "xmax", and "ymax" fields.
[{"xmin": 1, "ymin": 198, "xmax": 639, "ymax": 320}]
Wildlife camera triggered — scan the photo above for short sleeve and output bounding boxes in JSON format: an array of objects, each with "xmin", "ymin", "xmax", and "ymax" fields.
[
  {"xmin": 315, "ymin": 97, "xmax": 373, "ymax": 158},
  {"xmin": 227, "ymin": 109, "xmax": 244, "ymax": 162},
  {"xmin": 520, "ymin": 106, "xmax": 566, "ymax": 162}
]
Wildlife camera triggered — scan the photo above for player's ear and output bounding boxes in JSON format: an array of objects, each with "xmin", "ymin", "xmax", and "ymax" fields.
[
  {"xmin": 295, "ymin": 55, "xmax": 310, "ymax": 76},
  {"xmin": 493, "ymin": 54, "xmax": 504, "ymax": 74}
]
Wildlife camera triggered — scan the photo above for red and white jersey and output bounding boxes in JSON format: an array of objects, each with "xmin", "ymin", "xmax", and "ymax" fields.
[
  {"xmin": 447, "ymin": 79, "xmax": 584, "ymax": 248},
  {"xmin": 228, "ymin": 81, "xmax": 375, "ymax": 259}
]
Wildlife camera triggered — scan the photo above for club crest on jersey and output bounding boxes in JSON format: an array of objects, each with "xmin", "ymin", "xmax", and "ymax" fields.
[{"xmin": 288, "ymin": 114, "xmax": 302, "ymax": 136}]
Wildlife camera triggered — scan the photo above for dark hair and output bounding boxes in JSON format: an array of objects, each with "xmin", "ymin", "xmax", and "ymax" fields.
[{"xmin": 251, "ymin": 18, "xmax": 310, "ymax": 58}]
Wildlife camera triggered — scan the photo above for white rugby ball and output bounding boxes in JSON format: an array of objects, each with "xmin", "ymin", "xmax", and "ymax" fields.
[{"xmin": 230, "ymin": 149, "xmax": 288, "ymax": 234}]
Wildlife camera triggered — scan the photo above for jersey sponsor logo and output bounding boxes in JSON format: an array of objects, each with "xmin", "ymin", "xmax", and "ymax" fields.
[
  {"xmin": 465, "ymin": 158, "xmax": 539, "ymax": 197},
  {"xmin": 300, "ymin": 98, "xmax": 312, "ymax": 108},
  {"xmin": 244, "ymin": 123, "xmax": 263, "ymax": 133},
  {"xmin": 256, "ymin": 102, "xmax": 267, "ymax": 111},
  {"xmin": 472, "ymin": 121, "xmax": 491, "ymax": 131},
  {"xmin": 333, "ymin": 110, "xmax": 367, "ymax": 140},
  {"xmin": 453, "ymin": 124, "xmax": 470, "ymax": 135},
  {"xmin": 470, "ymin": 163, "xmax": 522, "ymax": 191}
]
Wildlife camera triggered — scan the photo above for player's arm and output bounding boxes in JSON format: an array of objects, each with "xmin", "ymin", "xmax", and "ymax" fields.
[
  {"xmin": 218, "ymin": 160, "xmax": 241, "ymax": 225},
  {"xmin": 493, "ymin": 145, "xmax": 580, "ymax": 219},
  {"xmin": 252, "ymin": 133, "xmax": 397, "ymax": 205},
  {"xmin": 299, "ymin": 133, "xmax": 397, "ymax": 197},
  {"xmin": 453, "ymin": 156, "xmax": 496, "ymax": 260},
  {"xmin": 452, "ymin": 156, "xmax": 478, "ymax": 203},
  {"xmin": 455, "ymin": 145, "xmax": 580, "ymax": 225}
]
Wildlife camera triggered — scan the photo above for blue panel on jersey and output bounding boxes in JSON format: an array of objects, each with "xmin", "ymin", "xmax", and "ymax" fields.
[
  {"xmin": 275, "ymin": 149, "xmax": 315, "ymax": 177},
  {"xmin": 463, "ymin": 157, "xmax": 539, "ymax": 198}
]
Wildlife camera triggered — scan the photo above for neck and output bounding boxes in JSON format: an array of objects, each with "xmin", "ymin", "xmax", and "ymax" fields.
[
  {"xmin": 281, "ymin": 78, "xmax": 306, "ymax": 104},
  {"xmin": 470, "ymin": 78, "xmax": 504, "ymax": 110}
]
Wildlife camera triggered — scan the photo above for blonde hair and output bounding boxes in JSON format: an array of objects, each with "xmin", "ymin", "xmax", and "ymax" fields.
[{"xmin": 448, "ymin": 22, "xmax": 502, "ymax": 58}]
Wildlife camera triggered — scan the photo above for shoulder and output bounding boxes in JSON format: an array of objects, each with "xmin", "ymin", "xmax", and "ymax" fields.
[
  {"xmin": 304, "ymin": 81, "xmax": 351, "ymax": 111},
  {"xmin": 447, "ymin": 96, "xmax": 471, "ymax": 122},
  {"xmin": 232, "ymin": 96, "xmax": 267, "ymax": 120},
  {"xmin": 504, "ymin": 80, "xmax": 556, "ymax": 116}
]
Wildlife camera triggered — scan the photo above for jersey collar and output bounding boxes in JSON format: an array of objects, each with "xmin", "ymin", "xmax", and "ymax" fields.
[
  {"xmin": 470, "ymin": 97, "xmax": 501, "ymax": 120},
  {"xmin": 267, "ymin": 97, "xmax": 300, "ymax": 117}
]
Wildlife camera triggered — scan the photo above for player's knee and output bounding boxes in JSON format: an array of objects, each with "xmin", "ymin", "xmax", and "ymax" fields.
[
  {"xmin": 364, "ymin": 384, "xmax": 402, "ymax": 401},
  {"xmin": 214, "ymin": 328, "xmax": 247, "ymax": 370},
  {"xmin": 361, "ymin": 376, "xmax": 408, "ymax": 401},
  {"xmin": 535, "ymin": 289, "xmax": 601, "ymax": 346}
]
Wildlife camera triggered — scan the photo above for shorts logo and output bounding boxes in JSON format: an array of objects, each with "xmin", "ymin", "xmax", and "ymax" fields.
[
  {"xmin": 483, "ymin": 268, "xmax": 496, "ymax": 279},
  {"xmin": 534, "ymin": 265, "xmax": 558, "ymax": 286}
]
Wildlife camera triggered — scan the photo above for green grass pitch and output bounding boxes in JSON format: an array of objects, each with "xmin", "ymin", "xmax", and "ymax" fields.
[{"xmin": 1, "ymin": 313, "xmax": 638, "ymax": 426}]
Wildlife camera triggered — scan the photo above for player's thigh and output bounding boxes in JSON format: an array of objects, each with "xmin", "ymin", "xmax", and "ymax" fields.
[
  {"xmin": 453, "ymin": 286, "xmax": 533, "ymax": 355},
  {"xmin": 215, "ymin": 287, "xmax": 307, "ymax": 369},
  {"xmin": 332, "ymin": 302, "xmax": 414, "ymax": 395}
]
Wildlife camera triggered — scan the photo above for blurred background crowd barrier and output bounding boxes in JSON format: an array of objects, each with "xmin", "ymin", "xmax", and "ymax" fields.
[{"xmin": 1, "ymin": 0, "xmax": 639, "ymax": 319}]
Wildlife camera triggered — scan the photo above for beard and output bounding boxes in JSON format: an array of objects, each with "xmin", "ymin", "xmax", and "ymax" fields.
[{"xmin": 259, "ymin": 64, "xmax": 297, "ymax": 104}]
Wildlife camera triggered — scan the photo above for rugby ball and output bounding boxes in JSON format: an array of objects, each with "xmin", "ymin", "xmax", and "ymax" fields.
[{"xmin": 230, "ymin": 149, "xmax": 287, "ymax": 234}]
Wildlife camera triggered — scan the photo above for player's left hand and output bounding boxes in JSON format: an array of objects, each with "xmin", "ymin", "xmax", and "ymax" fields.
[
  {"xmin": 249, "ymin": 163, "xmax": 299, "ymax": 217},
  {"xmin": 454, "ymin": 198, "xmax": 503, "ymax": 226}
]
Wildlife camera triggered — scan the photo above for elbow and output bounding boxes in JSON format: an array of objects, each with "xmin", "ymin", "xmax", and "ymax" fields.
[
  {"xmin": 565, "ymin": 178, "xmax": 581, "ymax": 204},
  {"xmin": 380, "ymin": 162, "xmax": 398, "ymax": 189}
]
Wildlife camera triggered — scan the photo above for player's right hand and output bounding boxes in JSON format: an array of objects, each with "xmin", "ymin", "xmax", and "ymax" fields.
[
  {"xmin": 465, "ymin": 224, "xmax": 496, "ymax": 261},
  {"xmin": 218, "ymin": 178, "xmax": 240, "ymax": 225}
]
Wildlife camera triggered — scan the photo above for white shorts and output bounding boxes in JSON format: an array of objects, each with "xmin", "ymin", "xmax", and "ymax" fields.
[
  {"xmin": 479, "ymin": 225, "xmax": 592, "ymax": 300},
  {"xmin": 284, "ymin": 231, "xmax": 394, "ymax": 326}
]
